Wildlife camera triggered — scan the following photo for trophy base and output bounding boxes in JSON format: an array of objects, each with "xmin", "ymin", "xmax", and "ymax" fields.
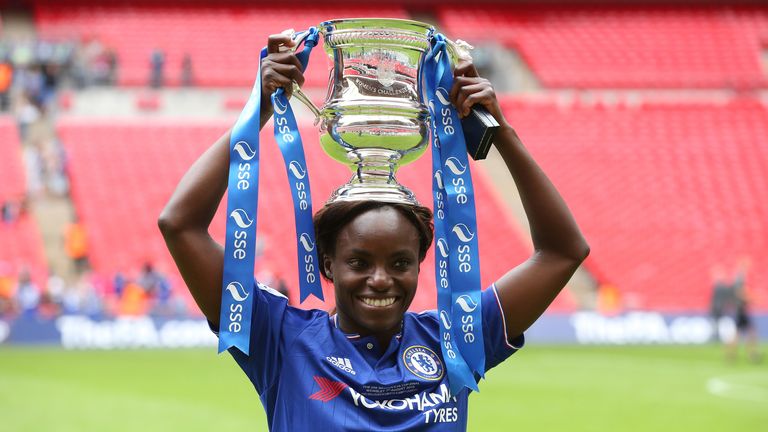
[
  {"xmin": 324, "ymin": 148, "xmax": 420, "ymax": 206},
  {"xmin": 327, "ymin": 181, "xmax": 419, "ymax": 206}
]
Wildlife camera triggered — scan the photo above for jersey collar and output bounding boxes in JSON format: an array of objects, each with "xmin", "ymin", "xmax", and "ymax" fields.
[{"xmin": 331, "ymin": 314, "xmax": 403, "ymax": 340}]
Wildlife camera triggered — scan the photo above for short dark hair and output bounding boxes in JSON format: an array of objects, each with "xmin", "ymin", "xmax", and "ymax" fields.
[{"xmin": 313, "ymin": 201, "xmax": 434, "ymax": 280}]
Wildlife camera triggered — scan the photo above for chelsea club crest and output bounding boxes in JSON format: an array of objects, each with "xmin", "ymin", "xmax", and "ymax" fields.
[{"xmin": 403, "ymin": 345, "xmax": 444, "ymax": 381}]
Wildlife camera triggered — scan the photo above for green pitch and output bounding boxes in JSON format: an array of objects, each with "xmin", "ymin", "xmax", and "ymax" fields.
[{"xmin": 1, "ymin": 345, "xmax": 765, "ymax": 431}]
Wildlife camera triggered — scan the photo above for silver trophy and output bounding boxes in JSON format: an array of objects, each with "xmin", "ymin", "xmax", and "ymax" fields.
[{"xmin": 291, "ymin": 18, "xmax": 473, "ymax": 205}]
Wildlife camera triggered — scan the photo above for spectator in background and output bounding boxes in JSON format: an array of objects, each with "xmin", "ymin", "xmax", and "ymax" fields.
[
  {"xmin": 61, "ymin": 283, "xmax": 82, "ymax": 315},
  {"xmin": 181, "ymin": 53, "xmax": 194, "ymax": 87},
  {"xmin": 137, "ymin": 262, "xmax": 182, "ymax": 317},
  {"xmin": 0, "ymin": 262, "xmax": 16, "ymax": 317},
  {"xmin": 149, "ymin": 48, "xmax": 165, "ymax": 88},
  {"xmin": 113, "ymin": 271, "xmax": 127, "ymax": 298},
  {"xmin": 118, "ymin": 278, "xmax": 149, "ymax": 316},
  {"xmin": 15, "ymin": 267, "xmax": 40, "ymax": 316},
  {"xmin": 41, "ymin": 137, "xmax": 70, "ymax": 196},
  {"xmin": 1, "ymin": 198, "xmax": 24, "ymax": 224},
  {"xmin": 64, "ymin": 217, "xmax": 89, "ymax": 274},
  {"xmin": 14, "ymin": 92, "xmax": 41, "ymax": 142},
  {"xmin": 37, "ymin": 289, "xmax": 60, "ymax": 319},
  {"xmin": 40, "ymin": 62, "xmax": 60, "ymax": 111},
  {"xmin": 76, "ymin": 272, "xmax": 103, "ymax": 318},
  {"xmin": 82, "ymin": 36, "xmax": 105, "ymax": 87},
  {"xmin": 0, "ymin": 54, "xmax": 12, "ymax": 111},
  {"xmin": 138, "ymin": 261, "xmax": 163, "ymax": 295},
  {"xmin": 596, "ymin": 279, "xmax": 622, "ymax": 316},
  {"xmin": 105, "ymin": 48, "xmax": 118, "ymax": 85},
  {"xmin": 725, "ymin": 258, "xmax": 762, "ymax": 363},
  {"xmin": 709, "ymin": 264, "xmax": 732, "ymax": 342}
]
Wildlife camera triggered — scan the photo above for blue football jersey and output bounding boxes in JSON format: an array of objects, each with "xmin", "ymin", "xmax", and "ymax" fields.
[{"xmin": 219, "ymin": 283, "xmax": 523, "ymax": 431}]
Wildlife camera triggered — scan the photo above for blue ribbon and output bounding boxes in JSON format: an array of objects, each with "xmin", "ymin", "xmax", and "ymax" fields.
[
  {"xmin": 219, "ymin": 28, "xmax": 322, "ymax": 355},
  {"xmin": 218, "ymin": 51, "xmax": 264, "ymax": 354},
  {"xmin": 271, "ymin": 29, "xmax": 323, "ymax": 302},
  {"xmin": 424, "ymin": 34, "xmax": 486, "ymax": 394}
]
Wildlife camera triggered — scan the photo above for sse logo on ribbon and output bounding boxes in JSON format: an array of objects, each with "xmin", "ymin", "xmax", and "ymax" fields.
[{"xmin": 424, "ymin": 33, "xmax": 485, "ymax": 394}]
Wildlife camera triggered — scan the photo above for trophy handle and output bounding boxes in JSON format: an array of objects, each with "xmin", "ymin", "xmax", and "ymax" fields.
[
  {"xmin": 293, "ymin": 85, "xmax": 322, "ymax": 122},
  {"xmin": 446, "ymin": 39, "xmax": 474, "ymax": 66},
  {"xmin": 275, "ymin": 29, "xmax": 323, "ymax": 122}
]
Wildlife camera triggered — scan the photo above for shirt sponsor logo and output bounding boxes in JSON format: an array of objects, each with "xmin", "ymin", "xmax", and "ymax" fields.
[
  {"xmin": 326, "ymin": 356, "xmax": 356, "ymax": 375},
  {"xmin": 349, "ymin": 383, "xmax": 460, "ymax": 424},
  {"xmin": 349, "ymin": 383, "xmax": 456, "ymax": 411},
  {"xmin": 311, "ymin": 377, "xmax": 461, "ymax": 424},
  {"xmin": 403, "ymin": 345, "xmax": 444, "ymax": 381}
]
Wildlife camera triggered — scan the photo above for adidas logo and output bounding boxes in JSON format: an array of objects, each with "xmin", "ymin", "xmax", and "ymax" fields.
[{"xmin": 326, "ymin": 356, "xmax": 356, "ymax": 375}]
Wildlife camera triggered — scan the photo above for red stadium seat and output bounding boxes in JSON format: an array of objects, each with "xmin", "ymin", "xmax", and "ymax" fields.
[
  {"xmin": 500, "ymin": 96, "xmax": 768, "ymax": 312},
  {"xmin": 0, "ymin": 117, "xmax": 25, "ymax": 200},
  {"xmin": 439, "ymin": 6, "xmax": 768, "ymax": 89},
  {"xmin": 0, "ymin": 117, "xmax": 48, "ymax": 285}
]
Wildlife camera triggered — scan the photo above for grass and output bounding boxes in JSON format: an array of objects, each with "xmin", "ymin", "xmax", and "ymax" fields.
[{"xmin": 1, "ymin": 345, "xmax": 765, "ymax": 431}]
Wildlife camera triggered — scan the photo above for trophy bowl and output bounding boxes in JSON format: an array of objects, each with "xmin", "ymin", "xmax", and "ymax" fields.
[{"xmin": 293, "ymin": 18, "xmax": 460, "ymax": 205}]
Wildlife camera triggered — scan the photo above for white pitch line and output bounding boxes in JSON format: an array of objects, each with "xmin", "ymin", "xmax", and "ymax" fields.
[{"xmin": 706, "ymin": 373, "xmax": 768, "ymax": 403}]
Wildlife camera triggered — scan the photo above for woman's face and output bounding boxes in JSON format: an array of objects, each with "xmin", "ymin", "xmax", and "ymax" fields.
[{"xmin": 324, "ymin": 206, "xmax": 420, "ymax": 337}]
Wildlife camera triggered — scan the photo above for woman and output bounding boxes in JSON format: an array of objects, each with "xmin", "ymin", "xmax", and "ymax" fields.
[{"xmin": 159, "ymin": 33, "xmax": 589, "ymax": 431}]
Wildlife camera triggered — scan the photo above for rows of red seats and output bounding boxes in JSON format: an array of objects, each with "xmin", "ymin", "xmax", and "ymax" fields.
[
  {"xmin": 439, "ymin": 6, "xmax": 768, "ymax": 88},
  {"xmin": 35, "ymin": 5, "xmax": 768, "ymax": 89},
  {"xmin": 34, "ymin": 5, "xmax": 409, "ymax": 87},
  {"xmin": 501, "ymin": 97, "xmax": 768, "ymax": 312},
  {"xmin": 0, "ymin": 117, "xmax": 25, "ymax": 200},
  {"xmin": 58, "ymin": 118, "xmax": 546, "ymax": 313},
  {"xmin": 0, "ymin": 116, "xmax": 48, "ymax": 282}
]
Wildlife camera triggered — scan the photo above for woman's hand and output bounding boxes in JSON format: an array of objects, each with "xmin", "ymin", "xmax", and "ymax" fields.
[
  {"xmin": 450, "ymin": 60, "xmax": 511, "ymax": 130},
  {"xmin": 261, "ymin": 32, "xmax": 305, "ymax": 103}
]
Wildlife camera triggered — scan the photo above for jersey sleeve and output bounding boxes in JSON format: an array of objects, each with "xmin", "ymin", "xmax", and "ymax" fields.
[
  {"xmin": 210, "ymin": 282, "xmax": 315, "ymax": 394},
  {"xmin": 481, "ymin": 283, "xmax": 525, "ymax": 371}
]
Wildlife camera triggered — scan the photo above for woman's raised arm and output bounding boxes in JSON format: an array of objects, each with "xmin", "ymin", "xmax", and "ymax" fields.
[
  {"xmin": 158, "ymin": 33, "xmax": 304, "ymax": 326},
  {"xmin": 450, "ymin": 61, "xmax": 590, "ymax": 340}
]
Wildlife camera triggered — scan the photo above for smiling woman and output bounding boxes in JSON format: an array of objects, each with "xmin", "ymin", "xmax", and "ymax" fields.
[
  {"xmin": 314, "ymin": 201, "xmax": 433, "ymax": 348},
  {"xmin": 158, "ymin": 29, "xmax": 588, "ymax": 432}
]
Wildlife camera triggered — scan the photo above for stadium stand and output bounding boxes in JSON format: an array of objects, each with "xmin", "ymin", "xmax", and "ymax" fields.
[
  {"xmin": 34, "ymin": 4, "xmax": 411, "ymax": 88},
  {"xmin": 438, "ymin": 6, "xmax": 768, "ymax": 88},
  {"xmin": 501, "ymin": 96, "xmax": 768, "ymax": 312},
  {"xmin": 22, "ymin": 3, "xmax": 768, "ymax": 316},
  {"xmin": 0, "ymin": 116, "xmax": 48, "ymax": 283},
  {"xmin": 57, "ymin": 118, "xmax": 543, "ymax": 313}
]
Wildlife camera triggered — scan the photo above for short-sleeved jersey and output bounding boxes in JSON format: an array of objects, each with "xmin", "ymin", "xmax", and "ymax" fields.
[{"xmin": 219, "ymin": 283, "xmax": 523, "ymax": 431}]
